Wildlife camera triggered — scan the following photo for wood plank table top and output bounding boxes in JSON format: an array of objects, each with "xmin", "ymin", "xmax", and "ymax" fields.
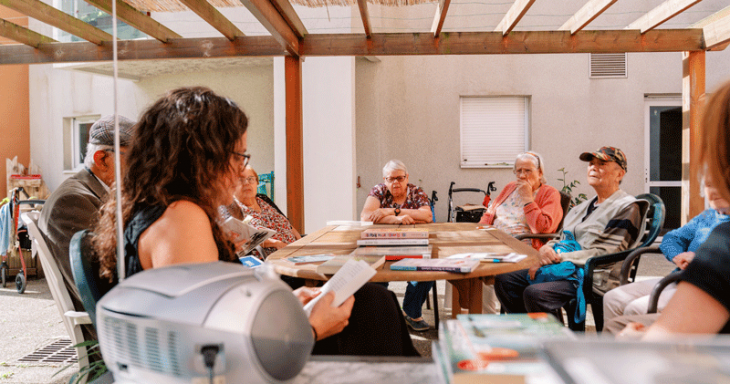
[{"xmin": 267, "ymin": 222, "xmax": 538, "ymax": 284}]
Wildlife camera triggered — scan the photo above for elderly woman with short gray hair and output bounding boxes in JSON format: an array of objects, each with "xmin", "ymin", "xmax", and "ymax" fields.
[{"xmin": 360, "ymin": 160, "xmax": 433, "ymax": 225}]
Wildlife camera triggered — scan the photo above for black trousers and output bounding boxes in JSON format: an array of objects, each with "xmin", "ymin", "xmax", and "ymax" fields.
[
  {"xmin": 312, "ymin": 283, "xmax": 420, "ymax": 356},
  {"xmin": 494, "ymin": 268, "xmax": 576, "ymax": 321}
]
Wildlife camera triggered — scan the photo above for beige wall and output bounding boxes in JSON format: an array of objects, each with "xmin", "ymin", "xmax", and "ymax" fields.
[
  {"xmin": 355, "ymin": 51, "xmax": 730, "ymax": 222},
  {"xmin": 0, "ymin": 5, "xmax": 30, "ymax": 197}
]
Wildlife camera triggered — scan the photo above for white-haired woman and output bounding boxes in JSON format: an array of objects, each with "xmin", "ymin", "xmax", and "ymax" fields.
[
  {"xmin": 479, "ymin": 152, "xmax": 563, "ymax": 314},
  {"xmin": 360, "ymin": 159, "xmax": 434, "ymax": 331},
  {"xmin": 480, "ymin": 152, "xmax": 563, "ymax": 250},
  {"xmin": 360, "ymin": 160, "xmax": 433, "ymax": 225}
]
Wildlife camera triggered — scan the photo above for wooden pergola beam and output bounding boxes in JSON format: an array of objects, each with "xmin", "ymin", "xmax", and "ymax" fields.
[
  {"xmin": 0, "ymin": 0, "xmax": 111, "ymax": 44},
  {"xmin": 356, "ymin": 0, "xmax": 372, "ymax": 38},
  {"xmin": 239, "ymin": 0, "xmax": 299, "ymax": 56},
  {"xmin": 302, "ymin": 29, "xmax": 704, "ymax": 56},
  {"xmin": 285, "ymin": 55, "xmax": 304, "ymax": 233},
  {"xmin": 0, "ymin": 36, "xmax": 284, "ymax": 65},
  {"xmin": 177, "ymin": 0, "xmax": 244, "ymax": 41},
  {"xmin": 495, "ymin": 0, "xmax": 536, "ymax": 36},
  {"xmin": 627, "ymin": 0, "xmax": 702, "ymax": 34},
  {"xmin": 430, "ymin": 0, "xmax": 451, "ymax": 38},
  {"xmin": 84, "ymin": 0, "xmax": 182, "ymax": 43},
  {"xmin": 269, "ymin": 0, "xmax": 307, "ymax": 39},
  {"xmin": 681, "ymin": 50, "xmax": 705, "ymax": 223},
  {"xmin": 700, "ymin": 11, "xmax": 730, "ymax": 49},
  {"xmin": 559, "ymin": 0, "xmax": 617, "ymax": 35},
  {"xmin": 0, "ymin": 17, "xmax": 55, "ymax": 47}
]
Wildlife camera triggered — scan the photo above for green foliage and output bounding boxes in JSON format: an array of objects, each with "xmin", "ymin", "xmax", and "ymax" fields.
[
  {"xmin": 557, "ymin": 167, "xmax": 588, "ymax": 208},
  {"xmin": 54, "ymin": 340, "xmax": 107, "ymax": 384}
]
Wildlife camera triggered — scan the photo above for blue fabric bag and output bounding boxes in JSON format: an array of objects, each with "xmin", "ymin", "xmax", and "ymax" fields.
[{"xmin": 527, "ymin": 231, "xmax": 586, "ymax": 324}]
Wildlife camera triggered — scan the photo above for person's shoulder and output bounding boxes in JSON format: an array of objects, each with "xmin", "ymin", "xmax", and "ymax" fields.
[
  {"xmin": 539, "ymin": 184, "xmax": 560, "ymax": 196},
  {"xmin": 166, "ymin": 200, "xmax": 208, "ymax": 221}
]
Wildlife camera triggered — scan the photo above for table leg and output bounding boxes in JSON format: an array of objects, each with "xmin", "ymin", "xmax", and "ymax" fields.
[{"xmin": 450, "ymin": 278, "xmax": 483, "ymax": 316}]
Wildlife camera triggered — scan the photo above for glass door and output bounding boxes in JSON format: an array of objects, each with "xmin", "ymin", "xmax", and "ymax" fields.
[{"xmin": 645, "ymin": 98, "xmax": 682, "ymax": 232}]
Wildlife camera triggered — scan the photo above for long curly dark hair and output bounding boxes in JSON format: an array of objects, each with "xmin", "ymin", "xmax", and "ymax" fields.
[{"xmin": 94, "ymin": 86, "xmax": 248, "ymax": 281}]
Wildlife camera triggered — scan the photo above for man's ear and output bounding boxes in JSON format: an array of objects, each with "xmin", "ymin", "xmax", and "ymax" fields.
[{"xmin": 92, "ymin": 150, "xmax": 110, "ymax": 170}]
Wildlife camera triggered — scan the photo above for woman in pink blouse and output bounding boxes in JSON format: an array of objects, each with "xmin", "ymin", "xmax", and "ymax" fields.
[
  {"xmin": 480, "ymin": 152, "xmax": 563, "ymax": 250},
  {"xmin": 478, "ymin": 152, "xmax": 563, "ymax": 314},
  {"xmin": 226, "ymin": 166, "xmax": 301, "ymax": 257}
]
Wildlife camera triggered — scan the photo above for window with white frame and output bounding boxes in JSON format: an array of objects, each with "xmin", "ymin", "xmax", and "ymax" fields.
[
  {"xmin": 460, "ymin": 96, "xmax": 529, "ymax": 168},
  {"xmin": 64, "ymin": 115, "xmax": 99, "ymax": 171}
]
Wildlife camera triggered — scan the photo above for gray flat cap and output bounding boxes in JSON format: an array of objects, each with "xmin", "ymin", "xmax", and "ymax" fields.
[{"xmin": 89, "ymin": 115, "xmax": 135, "ymax": 146}]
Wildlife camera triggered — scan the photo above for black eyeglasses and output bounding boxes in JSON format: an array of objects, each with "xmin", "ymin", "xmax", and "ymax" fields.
[{"xmin": 232, "ymin": 151, "xmax": 251, "ymax": 168}]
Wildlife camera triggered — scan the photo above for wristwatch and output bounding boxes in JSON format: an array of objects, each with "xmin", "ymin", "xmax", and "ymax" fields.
[{"xmin": 394, "ymin": 208, "xmax": 401, "ymax": 216}]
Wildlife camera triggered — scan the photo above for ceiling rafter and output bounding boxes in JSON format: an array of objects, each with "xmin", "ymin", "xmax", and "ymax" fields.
[
  {"xmin": 700, "ymin": 11, "xmax": 730, "ymax": 50},
  {"xmin": 177, "ymin": 0, "xmax": 244, "ymax": 41},
  {"xmin": 238, "ymin": 0, "xmax": 299, "ymax": 56},
  {"xmin": 559, "ymin": 0, "xmax": 617, "ymax": 35},
  {"xmin": 84, "ymin": 0, "xmax": 181, "ymax": 43},
  {"xmin": 495, "ymin": 0, "xmax": 536, "ymax": 36},
  {"xmin": 627, "ymin": 0, "xmax": 703, "ymax": 33},
  {"xmin": 0, "ymin": 0, "xmax": 111, "ymax": 44},
  {"xmin": 0, "ymin": 17, "xmax": 56, "ymax": 47},
  {"xmin": 430, "ymin": 0, "xmax": 451, "ymax": 38},
  {"xmin": 356, "ymin": 0, "xmax": 371, "ymax": 38},
  {"xmin": 0, "ymin": 36, "xmax": 284, "ymax": 65},
  {"xmin": 269, "ymin": 0, "xmax": 307, "ymax": 38}
]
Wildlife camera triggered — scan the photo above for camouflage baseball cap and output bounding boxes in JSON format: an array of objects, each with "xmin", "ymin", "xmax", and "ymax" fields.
[
  {"xmin": 89, "ymin": 115, "xmax": 135, "ymax": 147},
  {"xmin": 579, "ymin": 146, "xmax": 627, "ymax": 172}
]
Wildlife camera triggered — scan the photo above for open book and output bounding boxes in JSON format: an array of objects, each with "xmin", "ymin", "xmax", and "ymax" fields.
[
  {"xmin": 223, "ymin": 216, "xmax": 277, "ymax": 256},
  {"xmin": 303, "ymin": 259, "xmax": 377, "ymax": 316}
]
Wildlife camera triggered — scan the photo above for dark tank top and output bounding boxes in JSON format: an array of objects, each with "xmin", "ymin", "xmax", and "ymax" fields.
[{"xmin": 123, "ymin": 205, "xmax": 166, "ymax": 278}]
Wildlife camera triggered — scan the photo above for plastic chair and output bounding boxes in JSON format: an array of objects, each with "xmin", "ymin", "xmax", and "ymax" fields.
[
  {"xmin": 617, "ymin": 246, "xmax": 681, "ymax": 314},
  {"xmin": 21, "ymin": 212, "xmax": 92, "ymax": 383},
  {"xmin": 70, "ymin": 230, "xmax": 114, "ymax": 328},
  {"xmin": 567, "ymin": 193, "xmax": 665, "ymax": 332}
]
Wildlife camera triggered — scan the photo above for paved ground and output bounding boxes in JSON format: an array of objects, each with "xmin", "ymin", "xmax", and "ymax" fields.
[{"xmin": 0, "ymin": 250, "xmax": 675, "ymax": 383}]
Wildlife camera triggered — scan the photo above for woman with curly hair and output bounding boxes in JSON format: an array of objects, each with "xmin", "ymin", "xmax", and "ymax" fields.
[{"xmin": 93, "ymin": 86, "xmax": 418, "ymax": 356}]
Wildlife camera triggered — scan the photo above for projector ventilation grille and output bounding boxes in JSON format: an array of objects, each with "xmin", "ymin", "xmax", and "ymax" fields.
[{"xmin": 103, "ymin": 316, "xmax": 182, "ymax": 376}]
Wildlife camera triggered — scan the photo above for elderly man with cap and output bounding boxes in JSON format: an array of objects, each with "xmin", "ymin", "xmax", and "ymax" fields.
[
  {"xmin": 494, "ymin": 146, "xmax": 648, "ymax": 322},
  {"xmin": 39, "ymin": 115, "xmax": 135, "ymax": 339}
]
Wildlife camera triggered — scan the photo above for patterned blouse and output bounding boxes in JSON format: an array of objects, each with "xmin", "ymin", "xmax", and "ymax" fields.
[
  {"xmin": 237, "ymin": 196, "xmax": 298, "ymax": 245},
  {"xmin": 492, "ymin": 189, "xmax": 538, "ymax": 245},
  {"xmin": 368, "ymin": 183, "xmax": 430, "ymax": 209}
]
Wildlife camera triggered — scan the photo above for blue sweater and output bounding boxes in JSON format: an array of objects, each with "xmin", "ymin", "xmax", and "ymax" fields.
[{"xmin": 659, "ymin": 208, "xmax": 730, "ymax": 262}]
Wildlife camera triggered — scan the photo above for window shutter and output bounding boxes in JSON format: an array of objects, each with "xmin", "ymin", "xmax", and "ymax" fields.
[
  {"xmin": 460, "ymin": 97, "xmax": 528, "ymax": 168},
  {"xmin": 590, "ymin": 53, "xmax": 627, "ymax": 78}
]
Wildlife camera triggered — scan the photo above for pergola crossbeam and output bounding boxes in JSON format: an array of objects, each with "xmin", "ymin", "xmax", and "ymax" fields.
[
  {"xmin": 495, "ymin": 0, "xmax": 536, "ymax": 36},
  {"xmin": 627, "ymin": 0, "xmax": 702, "ymax": 33},
  {"xmin": 84, "ymin": 0, "xmax": 182, "ymax": 43},
  {"xmin": 0, "ymin": 17, "xmax": 56, "ymax": 47},
  {"xmin": 302, "ymin": 29, "xmax": 704, "ymax": 56},
  {"xmin": 0, "ymin": 36, "xmax": 284, "ymax": 65},
  {"xmin": 239, "ymin": 0, "xmax": 299, "ymax": 56},
  {"xmin": 0, "ymin": 0, "xmax": 111, "ymax": 44},
  {"xmin": 431, "ymin": 0, "xmax": 451, "ymax": 38},
  {"xmin": 702, "ymin": 13, "xmax": 730, "ymax": 49},
  {"xmin": 177, "ymin": 0, "xmax": 244, "ymax": 41},
  {"xmin": 559, "ymin": 0, "xmax": 617, "ymax": 35}
]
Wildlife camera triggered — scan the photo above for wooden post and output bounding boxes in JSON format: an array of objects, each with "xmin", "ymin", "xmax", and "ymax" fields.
[
  {"xmin": 285, "ymin": 55, "xmax": 304, "ymax": 233},
  {"xmin": 681, "ymin": 50, "xmax": 705, "ymax": 224}
]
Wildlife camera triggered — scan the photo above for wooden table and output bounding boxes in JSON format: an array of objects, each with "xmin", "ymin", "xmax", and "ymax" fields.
[{"xmin": 267, "ymin": 222, "xmax": 538, "ymax": 314}]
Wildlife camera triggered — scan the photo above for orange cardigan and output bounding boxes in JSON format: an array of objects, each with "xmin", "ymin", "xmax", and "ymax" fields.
[{"xmin": 479, "ymin": 181, "xmax": 563, "ymax": 250}]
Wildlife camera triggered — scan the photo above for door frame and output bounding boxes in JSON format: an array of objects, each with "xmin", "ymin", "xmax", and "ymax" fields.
[{"xmin": 644, "ymin": 97, "xmax": 682, "ymax": 193}]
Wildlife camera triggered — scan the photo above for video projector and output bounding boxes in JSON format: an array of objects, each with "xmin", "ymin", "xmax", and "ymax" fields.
[{"xmin": 96, "ymin": 261, "xmax": 314, "ymax": 384}]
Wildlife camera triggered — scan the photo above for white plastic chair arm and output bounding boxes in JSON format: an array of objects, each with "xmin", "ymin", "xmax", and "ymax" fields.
[{"xmin": 64, "ymin": 311, "xmax": 92, "ymax": 326}]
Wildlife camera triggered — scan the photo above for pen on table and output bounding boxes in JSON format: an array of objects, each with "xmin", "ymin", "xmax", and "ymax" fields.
[{"xmin": 482, "ymin": 258, "xmax": 502, "ymax": 263}]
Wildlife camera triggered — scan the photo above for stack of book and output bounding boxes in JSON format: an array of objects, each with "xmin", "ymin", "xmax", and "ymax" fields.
[
  {"xmin": 432, "ymin": 313, "xmax": 573, "ymax": 384},
  {"xmin": 357, "ymin": 228, "xmax": 430, "ymax": 247}
]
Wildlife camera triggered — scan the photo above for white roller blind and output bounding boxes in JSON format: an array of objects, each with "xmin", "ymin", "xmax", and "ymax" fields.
[{"xmin": 460, "ymin": 96, "xmax": 528, "ymax": 168}]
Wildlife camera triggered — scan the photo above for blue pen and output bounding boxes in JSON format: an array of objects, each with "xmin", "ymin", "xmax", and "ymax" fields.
[{"xmin": 485, "ymin": 258, "xmax": 502, "ymax": 263}]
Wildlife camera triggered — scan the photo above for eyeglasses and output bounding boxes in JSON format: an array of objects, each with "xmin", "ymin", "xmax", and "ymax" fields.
[
  {"xmin": 232, "ymin": 151, "xmax": 251, "ymax": 168},
  {"xmin": 385, "ymin": 176, "xmax": 406, "ymax": 183},
  {"xmin": 241, "ymin": 176, "xmax": 258, "ymax": 184}
]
